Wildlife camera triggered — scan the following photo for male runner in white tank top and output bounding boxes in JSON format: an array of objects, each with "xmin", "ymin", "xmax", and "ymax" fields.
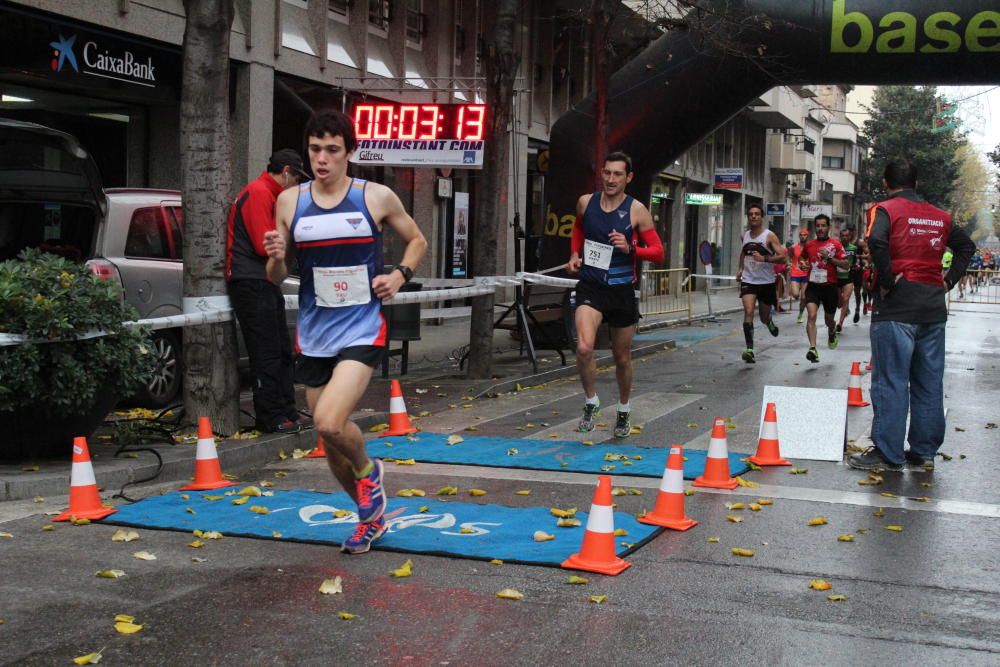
[{"xmin": 735, "ymin": 204, "xmax": 786, "ymax": 363}]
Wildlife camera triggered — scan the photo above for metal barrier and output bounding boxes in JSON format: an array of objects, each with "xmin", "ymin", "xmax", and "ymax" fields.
[
  {"xmin": 639, "ymin": 268, "xmax": 691, "ymax": 318},
  {"xmin": 950, "ymin": 269, "xmax": 1000, "ymax": 306}
]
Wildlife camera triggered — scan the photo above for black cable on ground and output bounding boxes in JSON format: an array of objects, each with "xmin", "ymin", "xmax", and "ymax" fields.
[{"xmin": 106, "ymin": 403, "xmax": 183, "ymax": 502}]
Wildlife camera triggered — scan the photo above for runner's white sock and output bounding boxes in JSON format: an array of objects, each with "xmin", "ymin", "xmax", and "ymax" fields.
[
  {"xmin": 618, "ymin": 402, "xmax": 630, "ymax": 413},
  {"xmin": 585, "ymin": 394, "xmax": 599, "ymax": 406}
]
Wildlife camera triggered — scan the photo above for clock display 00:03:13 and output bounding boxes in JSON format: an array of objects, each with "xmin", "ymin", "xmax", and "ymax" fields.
[{"xmin": 352, "ymin": 103, "xmax": 486, "ymax": 142}]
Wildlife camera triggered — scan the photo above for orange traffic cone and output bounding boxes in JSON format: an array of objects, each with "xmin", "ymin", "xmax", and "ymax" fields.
[
  {"xmin": 638, "ymin": 445, "xmax": 698, "ymax": 531},
  {"xmin": 562, "ymin": 476, "xmax": 632, "ymax": 576},
  {"xmin": 382, "ymin": 379, "xmax": 417, "ymax": 437},
  {"xmin": 306, "ymin": 434, "xmax": 326, "ymax": 459},
  {"xmin": 749, "ymin": 402, "xmax": 791, "ymax": 466},
  {"xmin": 179, "ymin": 417, "xmax": 238, "ymax": 491},
  {"xmin": 54, "ymin": 437, "xmax": 117, "ymax": 522},
  {"xmin": 847, "ymin": 362, "xmax": 870, "ymax": 407},
  {"xmin": 693, "ymin": 417, "xmax": 739, "ymax": 490}
]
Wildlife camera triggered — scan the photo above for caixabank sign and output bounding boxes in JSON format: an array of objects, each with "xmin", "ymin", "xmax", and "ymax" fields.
[{"xmin": 0, "ymin": 6, "xmax": 181, "ymax": 101}]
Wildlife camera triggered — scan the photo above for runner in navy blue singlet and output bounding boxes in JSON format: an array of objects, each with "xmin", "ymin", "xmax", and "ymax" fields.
[{"xmin": 265, "ymin": 111, "xmax": 427, "ymax": 554}]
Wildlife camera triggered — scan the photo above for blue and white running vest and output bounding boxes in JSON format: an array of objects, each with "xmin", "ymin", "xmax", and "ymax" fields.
[
  {"xmin": 579, "ymin": 192, "xmax": 636, "ymax": 286},
  {"xmin": 291, "ymin": 179, "xmax": 386, "ymax": 357}
]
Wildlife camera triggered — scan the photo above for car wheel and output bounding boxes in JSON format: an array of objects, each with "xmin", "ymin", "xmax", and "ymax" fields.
[{"xmin": 135, "ymin": 330, "xmax": 182, "ymax": 408}]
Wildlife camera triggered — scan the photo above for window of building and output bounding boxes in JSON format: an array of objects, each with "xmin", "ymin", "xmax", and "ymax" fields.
[
  {"xmin": 369, "ymin": 0, "xmax": 391, "ymax": 30},
  {"xmin": 801, "ymin": 137, "xmax": 815, "ymax": 155},
  {"xmin": 328, "ymin": 0, "xmax": 349, "ymax": 16},
  {"xmin": 405, "ymin": 0, "xmax": 424, "ymax": 43},
  {"xmin": 822, "ymin": 156, "xmax": 845, "ymax": 169}
]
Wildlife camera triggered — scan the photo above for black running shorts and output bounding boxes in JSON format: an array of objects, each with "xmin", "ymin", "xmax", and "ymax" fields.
[
  {"xmin": 294, "ymin": 346, "xmax": 386, "ymax": 387},
  {"xmin": 574, "ymin": 280, "xmax": 640, "ymax": 329},
  {"xmin": 739, "ymin": 281, "xmax": 777, "ymax": 307},
  {"xmin": 805, "ymin": 282, "xmax": 840, "ymax": 314}
]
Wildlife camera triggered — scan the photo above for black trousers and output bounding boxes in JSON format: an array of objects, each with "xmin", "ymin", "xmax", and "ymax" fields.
[{"xmin": 228, "ymin": 279, "xmax": 296, "ymax": 429}]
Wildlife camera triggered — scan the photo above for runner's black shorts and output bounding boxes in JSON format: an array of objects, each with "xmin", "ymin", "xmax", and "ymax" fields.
[
  {"xmin": 837, "ymin": 270, "xmax": 863, "ymax": 290},
  {"xmin": 574, "ymin": 280, "xmax": 639, "ymax": 328},
  {"xmin": 805, "ymin": 282, "xmax": 840, "ymax": 314},
  {"xmin": 739, "ymin": 281, "xmax": 777, "ymax": 307},
  {"xmin": 294, "ymin": 346, "xmax": 386, "ymax": 387}
]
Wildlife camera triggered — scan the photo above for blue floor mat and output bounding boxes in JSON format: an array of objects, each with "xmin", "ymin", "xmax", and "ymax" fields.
[
  {"xmin": 368, "ymin": 434, "xmax": 748, "ymax": 479},
  {"xmin": 104, "ymin": 489, "xmax": 661, "ymax": 567}
]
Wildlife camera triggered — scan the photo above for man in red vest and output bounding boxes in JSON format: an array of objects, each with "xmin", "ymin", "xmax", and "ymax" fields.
[{"xmin": 849, "ymin": 159, "xmax": 974, "ymax": 472}]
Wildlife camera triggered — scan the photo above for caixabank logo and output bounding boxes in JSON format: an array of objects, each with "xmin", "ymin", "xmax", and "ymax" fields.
[{"xmin": 49, "ymin": 31, "xmax": 157, "ymax": 87}]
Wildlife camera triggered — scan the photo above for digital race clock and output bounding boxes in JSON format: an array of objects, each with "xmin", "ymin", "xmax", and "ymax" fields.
[
  {"xmin": 349, "ymin": 101, "xmax": 488, "ymax": 168},
  {"xmin": 352, "ymin": 102, "xmax": 486, "ymax": 141}
]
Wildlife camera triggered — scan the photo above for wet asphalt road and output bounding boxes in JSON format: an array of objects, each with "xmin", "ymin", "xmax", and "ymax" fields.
[{"xmin": 2, "ymin": 304, "xmax": 999, "ymax": 665}]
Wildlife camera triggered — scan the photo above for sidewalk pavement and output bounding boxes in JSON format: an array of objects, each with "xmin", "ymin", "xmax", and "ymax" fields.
[{"xmin": 0, "ymin": 286, "xmax": 745, "ymax": 502}]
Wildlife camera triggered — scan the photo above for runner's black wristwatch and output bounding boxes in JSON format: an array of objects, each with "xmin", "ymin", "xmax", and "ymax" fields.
[{"xmin": 393, "ymin": 264, "xmax": 414, "ymax": 283}]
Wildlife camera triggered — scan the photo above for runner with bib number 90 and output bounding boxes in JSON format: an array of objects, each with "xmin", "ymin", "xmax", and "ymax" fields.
[
  {"xmin": 566, "ymin": 151, "xmax": 664, "ymax": 439},
  {"xmin": 265, "ymin": 110, "xmax": 427, "ymax": 555}
]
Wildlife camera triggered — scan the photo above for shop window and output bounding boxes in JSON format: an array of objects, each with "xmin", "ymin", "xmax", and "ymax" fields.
[
  {"xmin": 369, "ymin": 0, "xmax": 391, "ymax": 30},
  {"xmin": 405, "ymin": 0, "xmax": 424, "ymax": 43},
  {"xmin": 125, "ymin": 207, "xmax": 170, "ymax": 259}
]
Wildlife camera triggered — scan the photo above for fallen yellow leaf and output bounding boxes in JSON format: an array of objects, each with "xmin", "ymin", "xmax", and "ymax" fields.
[
  {"xmin": 187, "ymin": 540, "xmax": 205, "ymax": 548},
  {"xmin": 469, "ymin": 489, "xmax": 487, "ymax": 496},
  {"xmin": 200, "ymin": 495, "xmax": 223, "ymax": 501},
  {"xmin": 232, "ymin": 496, "xmax": 250, "ymax": 505},
  {"xmin": 707, "ymin": 537, "xmax": 720, "ymax": 543},
  {"xmin": 390, "ymin": 559, "xmax": 413, "ymax": 578},
  {"xmin": 489, "ymin": 559, "xmax": 503, "ymax": 565},
  {"xmin": 333, "ymin": 509, "xmax": 351, "ymax": 518},
  {"xmin": 459, "ymin": 528, "xmax": 474, "ymax": 534},
  {"xmin": 446, "ymin": 434, "xmax": 464, "ymax": 445},
  {"xmin": 318, "ymin": 576, "xmax": 343, "ymax": 595},
  {"xmin": 533, "ymin": 531, "xmax": 555, "ymax": 542},
  {"xmin": 566, "ymin": 575, "xmax": 589, "ymax": 585},
  {"xmin": 238, "ymin": 486, "xmax": 262, "ymax": 497},
  {"xmin": 757, "ymin": 499, "xmax": 774, "ymax": 506},
  {"xmin": 42, "ymin": 525, "xmax": 54, "ymax": 532},
  {"xmin": 588, "ymin": 595, "xmax": 608, "ymax": 604},
  {"xmin": 395, "ymin": 458, "xmax": 416, "ymax": 465},
  {"xmin": 496, "ymin": 588, "xmax": 524, "ymax": 600},
  {"xmin": 272, "ymin": 531, "xmax": 282, "ymax": 538},
  {"xmin": 114, "ymin": 621, "xmax": 143, "ymax": 634},
  {"xmin": 338, "ymin": 611, "xmax": 356, "ymax": 620},
  {"xmin": 437, "ymin": 486, "xmax": 458, "ymax": 496},
  {"xmin": 748, "ymin": 504, "xmax": 762, "ymax": 512},
  {"xmin": 827, "ymin": 595, "xmax": 848, "ymax": 602},
  {"xmin": 95, "ymin": 569, "xmax": 126, "ymax": 579},
  {"xmin": 368, "ymin": 423, "xmax": 390, "ymax": 432},
  {"xmin": 0, "ymin": 531, "xmax": 12, "ymax": 538},
  {"xmin": 274, "ymin": 471, "xmax": 288, "ymax": 478},
  {"xmin": 184, "ymin": 508, "xmax": 196, "ymax": 515},
  {"xmin": 809, "ymin": 579, "xmax": 832, "ymax": 591},
  {"xmin": 111, "ymin": 529, "xmax": 139, "ymax": 543},
  {"xmin": 880, "ymin": 492, "xmax": 897, "ymax": 498},
  {"xmin": 33, "ymin": 496, "xmax": 44, "ymax": 503},
  {"xmin": 133, "ymin": 551, "xmax": 157, "ymax": 561},
  {"xmin": 114, "ymin": 614, "xmax": 134, "ymax": 623},
  {"xmin": 726, "ymin": 515, "xmax": 743, "ymax": 523},
  {"xmin": 837, "ymin": 534, "xmax": 855, "ymax": 542},
  {"xmin": 249, "ymin": 505, "xmax": 270, "ymax": 514},
  {"xmin": 199, "ymin": 531, "xmax": 223, "ymax": 540},
  {"xmin": 726, "ymin": 502, "xmax": 746, "ymax": 510},
  {"xmin": 735, "ymin": 478, "xmax": 761, "ymax": 488},
  {"xmin": 807, "ymin": 517, "xmax": 828, "ymax": 526},
  {"xmin": 70, "ymin": 517, "xmax": 91, "ymax": 526},
  {"xmin": 613, "ymin": 528, "xmax": 628, "ymax": 536},
  {"xmin": 73, "ymin": 650, "xmax": 104, "ymax": 665},
  {"xmin": 515, "ymin": 490, "xmax": 531, "ymax": 495},
  {"xmin": 731, "ymin": 548, "xmax": 755, "ymax": 557},
  {"xmin": 885, "ymin": 525, "xmax": 903, "ymax": 532},
  {"xmin": 550, "ymin": 507, "xmax": 577, "ymax": 518},
  {"xmin": 873, "ymin": 508, "xmax": 886, "ymax": 518},
  {"xmin": 418, "ymin": 506, "xmax": 429, "ymax": 513},
  {"xmin": 684, "ymin": 489, "xmax": 695, "ymax": 496},
  {"xmin": 557, "ymin": 517, "xmax": 582, "ymax": 528},
  {"xmin": 21, "ymin": 465, "xmax": 40, "ymax": 472},
  {"xmin": 789, "ymin": 468, "xmax": 808, "ymax": 474}
]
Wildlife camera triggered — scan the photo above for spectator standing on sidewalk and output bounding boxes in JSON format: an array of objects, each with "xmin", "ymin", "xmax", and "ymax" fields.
[
  {"xmin": 226, "ymin": 149, "xmax": 311, "ymax": 434},
  {"xmin": 849, "ymin": 158, "xmax": 974, "ymax": 472}
]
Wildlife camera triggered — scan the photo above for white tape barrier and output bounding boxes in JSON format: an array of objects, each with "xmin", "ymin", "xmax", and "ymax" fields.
[{"xmin": 1, "ymin": 271, "xmax": 579, "ymax": 346}]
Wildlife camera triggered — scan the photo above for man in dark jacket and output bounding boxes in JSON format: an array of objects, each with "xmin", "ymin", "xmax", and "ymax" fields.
[
  {"xmin": 849, "ymin": 158, "xmax": 974, "ymax": 472},
  {"xmin": 226, "ymin": 149, "xmax": 311, "ymax": 433}
]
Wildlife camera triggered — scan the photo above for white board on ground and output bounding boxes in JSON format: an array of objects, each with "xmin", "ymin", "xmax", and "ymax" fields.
[{"xmin": 759, "ymin": 386, "xmax": 847, "ymax": 461}]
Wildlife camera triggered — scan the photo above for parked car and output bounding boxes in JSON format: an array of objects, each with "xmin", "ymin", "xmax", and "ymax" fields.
[{"xmin": 0, "ymin": 118, "xmax": 298, "ymax": 407}]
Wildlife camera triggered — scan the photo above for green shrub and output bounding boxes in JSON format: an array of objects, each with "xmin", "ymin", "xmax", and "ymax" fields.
[{"xmin": 0, "ymin": 249, "xmax": 153, "ymax": 415}]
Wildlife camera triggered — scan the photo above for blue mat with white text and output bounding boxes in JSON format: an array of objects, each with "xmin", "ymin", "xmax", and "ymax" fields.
[
  {"xmin": 104, "ymin": 489, "xmax": 661, "ymax": 567},
  {"xmin": 367, "ymin": 433, "xmax": 748, "ymax": 479}
]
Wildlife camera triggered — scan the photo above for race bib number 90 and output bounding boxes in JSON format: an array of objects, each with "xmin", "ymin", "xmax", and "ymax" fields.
[{"xmin": 314, "ymin": 265, "xmax": 371, "ymax": 308}]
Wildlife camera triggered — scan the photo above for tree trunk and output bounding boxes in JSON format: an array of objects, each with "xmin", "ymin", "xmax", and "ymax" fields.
[
  {"xmin": 180, "ymin": 0, "xmax": 240, "ymax": 434},
  {"xmin": 466, "ymin": 0, "xmax": 520, "ymax": 379},
  {"xmin": 590, "ymin": 0, "xmax": 611, "ymax": 179}
]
